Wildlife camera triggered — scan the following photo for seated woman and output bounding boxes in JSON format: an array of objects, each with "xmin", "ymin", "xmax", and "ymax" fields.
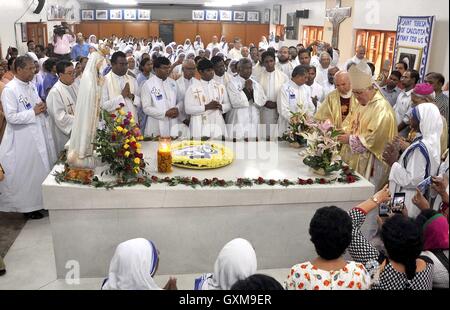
[
  {"xmin": 383, "ymin": 102, "xmax": 443, "ymax": 218},
  {"xmin": 101, "ymin": 238, "xmax": 177, "ymax": 290},
  {"xmin": 194, "ymin": 238, "xmax": 257, "ymax": 290},
  {"xmin": 348, "ymin": 185, "xmax": 434, "ymax": 290},
  {"xmin": 415, "ymin": 209, "xmax": 449, "ymax": 289},
  {"xmin": 285, "ymin": 206, "xmax": 371, "ymax": 290}
]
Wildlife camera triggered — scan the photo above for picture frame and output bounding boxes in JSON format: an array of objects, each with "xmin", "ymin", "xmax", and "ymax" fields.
[
  {"xmin": 109, "ymin": 9, "xmax": 123, "ymax": 20},
  {"xmin": 47, "ymin": 4, "xmax": 66, "ymax": 21},
  {"xmin": 137, "ymin": 9, "xmax": 151, "ymax": 20},
  {"xmin": 285, "ymin": 12, "xmax": 299, "ymax": 40},
  {"xmin": 81, "ymin": 9, "xmax": 94, "ymax": 21},
  {"xmin": 396, "ymin": 46, "xmax": 423, "ymax": 71},
  {"xmin": 95, "ymin": 9, "xmax": 108, "ymax": 21},
  {"xmin": 273, "ymin": 4, "xmax": 281, "ymax": 24},
  {"xmin": 192, "ymin": 10, "xmax": 205, "ymax": 21},
  {"xmin": 219, "ymin": 10, "xmax": 232, "ymax": 21},
  {"xmin": 247, "ymin": 11, "xmax": 260, "ymax": 22},
  {"xmin": 263, "ymin": 8, "xmax": 270, "ymax": 24},
  {"xmin": 123, "ymin": 9, "xmax": 137, "ymax": 20},
  {"xmin": 233, "ymin": 11, "xmax": 246, "ymax": 22},
  {"xmin": 205, "ymin": 10, "xmax": 218, "ymax": 21},
  {"xmin": 21, "ymin": 23, "xmax": 27, "ymax": 42}
]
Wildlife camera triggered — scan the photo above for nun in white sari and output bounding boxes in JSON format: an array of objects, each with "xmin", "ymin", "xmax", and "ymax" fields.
[
  {"xmin": 101, "ymin": 238, "xmax": 161, "ymax": 290},
  {"xmin": 194, "ymin": 238, "xmax": 257, "ymax": 290}
]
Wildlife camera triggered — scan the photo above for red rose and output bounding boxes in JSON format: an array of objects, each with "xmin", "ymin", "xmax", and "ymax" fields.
[
  {"xmin": 212, "ymin": 177, "xmax": 219, "ymax": 182},
  {"xmin": 123, "ymin": 119, "xmax": 130, "ymax": 126},
  {"xmin": 192, "ymin": 177, "xmax": 199, "ymax": 184},
  {"xmin": 319, "ymin": 178, "xmax": 326, "ymax": 184},
  {"xmin": 111, "ymin": 134, "xmax": 116, "ymax": 141},
  {"xmin": 306, "ymin": 178, "xmax": 314, "ymax": 184},
  {"xmin": 257, "ymin": 177, "xmax": 265, "ymax": 184},
  {"xmin": 346, "ymin": 175, "xmax": 356, "ymax": 183},
  {"xmin": 110, "ymin": 114, "xmax": 117, "ymax": 118},
  {"xmin": 137, "ymin": 153, "xmax": 143, "ymax": 159},
  {"xmin": 218, "ymin": 179, "xmax": 226, "ymax": 186},
  {"xmin": 269, "ymin": 179, "xmax": 276, "ymax": 185},
  {"xmin": 203, "ymin": 178, "xmax": 211, "ymax": 185},
  {"xmin": 298, "ymin": 178, "xmax": 306, "ymax": 185},
  {"xmin": 151, "ymin": 176, "xmax": 159, "ymax": 182}
]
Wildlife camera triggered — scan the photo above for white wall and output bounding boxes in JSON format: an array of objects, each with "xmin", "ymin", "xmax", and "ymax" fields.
[
  {"xmin": 266, "ymin": 0, "xmax": 326, "ymax": 46},
  {"xmin": 354, "ymin": 0, "xmax": 449, "ymax": 80},
  {"xmin": 0, "ymin": 0, "xmax": 80, "ymax": 57}
]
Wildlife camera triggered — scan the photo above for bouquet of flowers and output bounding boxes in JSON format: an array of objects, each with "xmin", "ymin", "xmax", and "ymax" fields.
[
  {"xmin": 300, "ymin": 119, "xmax": 343, "ymax": 175},
  {"xmin": 94, "ymin": 104, "xmax": 146, "ymax": 181},
  {"xmin": 282, "ymin": 103, "xmax": 314, "ymax": 147}
]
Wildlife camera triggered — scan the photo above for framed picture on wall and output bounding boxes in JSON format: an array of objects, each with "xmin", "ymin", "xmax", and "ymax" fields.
[
  {"xmin": 247, "ymin": 11, "xmax": 260, "ymax": 22},
  {"xmin": 124, "ymin": 9, "xmax": 137, "ymax": 20},
  {"xmin": 273, "ymin": 4, "xmax": 281, "ymax": 24},
  {"xmin": 95, "ymin": 9, "xmax": 108, "ymax": 21},
  {"xmin": 81, "ymin": 9, "xmax": 94, "ymax": 21},
  {"xmin": 285, "ymin": 12, "xmax": 299, "ymax": 40},
  {"xmin": 233, "ymin": 11, "xmax": 246, "ymax": 22},
  {"xmin": 138, "ymin": 9, "xmax": 151, "ymax": 20},
  {"xmin": 109, "ymin": 9, "xmax": 123, "ymax": 20},
  {"xmin": 205, "ymin": 10, "xmax": 218, "ymax": 21},
  {"xmin": 47, "ymin": 4, "xmax": 66, "ymax": 21},
  {"xmin": 396, "ymin": 46, "xmax": 423, "ymax": 71},
  {"xmin": 192, "ymin": 10, "xmax": 205, "ymax": 21},
  {"xmin": 219, "ymin": 10, "xmax": 232, "ymax": 21},
  {"xmin": 263, "ymin": 8, "xmax": 270, "ymax": 24}
]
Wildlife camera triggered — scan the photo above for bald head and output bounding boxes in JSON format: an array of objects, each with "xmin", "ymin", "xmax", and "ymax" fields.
[
  {"xmin": 356, "ymin": 45, "xmax": 366, "ymax": 60},
  {"xmin": 182, "ymin": 59, "xmax": 196, "ymax": 80},
  {"xmin": 334, "ymin": 71, "xmax": 352, "ymax": 96}
]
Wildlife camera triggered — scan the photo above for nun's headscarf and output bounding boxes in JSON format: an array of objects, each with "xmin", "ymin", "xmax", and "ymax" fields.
[
  {"xmin": 88, "ymin": 34, "xmax": 97, "ymax": 44},
  {"xmin": 197, "ymin": 238, "xmax": 257, "ymax": 290},
  {"xmin": 102, "ymin": 238, "xmax": 161, "ymax": 290},
  {"xmin": 412, "ymin": 102, "xmax": 443, "ymax": 165}
]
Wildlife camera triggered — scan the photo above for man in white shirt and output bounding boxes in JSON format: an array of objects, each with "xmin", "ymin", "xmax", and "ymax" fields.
[
  {"xmin": 102, "ymin": 51, "xmax": 141, "ymax": 119},
  {"xmin": 228, "ymin": 38, "xmax": 243, "ymax": 61},
  {"xmin": 185, "ymin": 59, "xmax": 231, "ymax": 140},
  {"xmin": 46, "ymin": 60, "xmax": 78, "ymax": 154},
  {"xmin": 226, "ymin": 58, "xmax": 266, "ymax": 141},
  {"xmin": 289, "ymin": 46, "xmax": 300, "ymax": 66},
  {"xmin": 219, "ymin": 36, "xmax": 229, "ymax": 54},
  {"xmin": 255, "ymin": 51, "xmax": 289, "ymax": 140},
  {"xmin": 211, "ymin": 56, "xmax": 230, "ymax": 86},
  {"xmin": 323, "ymin": 66, "xmax": 338, "ymax": 97},
  {"xmin": 306, "ymin": 65, "xmax": 325, "ymax": 113},
  {"xmin": 315, "ymin": 52, "xmax": 332, "ymax": 87},
  {"xmin": 141, "ymin": 56, "xmax": 180, "ymax": 138},
  {"xmin": 0, "ymin": 56, "xmax": 56, "ymax": 219},
  {"xmin": 277, "ymin": 65, "xmax": 315, "ymax": 137},
  {"xmin": 176, "ymin": 59, "xmax": 196, "ymax": 130},
  {"xmin": 394, "ymin": 69, "xmax": 419, "ymax": 137},
  {"xmin": 344, "ymin": 45, "xmax": 367, "ymax": 71},
  {"xmin": 276, "ymin": 46, "xmax": 295, "ymax": 78}
]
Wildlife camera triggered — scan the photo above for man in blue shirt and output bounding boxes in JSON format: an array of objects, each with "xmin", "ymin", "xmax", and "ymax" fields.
[{"xmin": 71, "ymin": 32, "xmax": 90, "ymax": 61}]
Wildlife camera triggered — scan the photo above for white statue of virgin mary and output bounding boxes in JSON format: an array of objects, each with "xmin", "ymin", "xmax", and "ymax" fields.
[{"xmin": 67, "ymin": 48, "xmax": 109, "ymax": 169}]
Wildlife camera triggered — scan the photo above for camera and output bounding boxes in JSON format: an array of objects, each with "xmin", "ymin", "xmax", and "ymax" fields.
[{"xmin": 53, "ymin": 24, "xmax": 67, "ymax": 36}]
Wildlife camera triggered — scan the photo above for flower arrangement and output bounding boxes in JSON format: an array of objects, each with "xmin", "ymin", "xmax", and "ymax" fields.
[
  {"xmin": 300, "ymin": 119, "xmax": 343, "ymax": 175},
  {"xmin": 94, "ymin": 104, "xmax": 146, "ymax": 181},
  {"xmin": 282, "ymin": 103, "xmax": 315, "ymax": 147}
]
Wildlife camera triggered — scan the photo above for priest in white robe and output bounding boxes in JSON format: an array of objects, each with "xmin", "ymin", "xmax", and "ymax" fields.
[
  {"xmin": 211, "ymin": 56, "xmax": 231, "ymax": 86},
  {"xmin": 176, "ymin": 59, "xmax": 197, "ymax": 131},
  {"xmin": 141, "ymin": 57, "xmax": 180, "ymax": 138},
  {"xmin": 47, "ymin": 60, "xmax": 77, "ymax": 154},
  {"xmin": 226, "ymin": 58, "xmax": 266, "ymax": 140},
  {"xmin": 306, "ymin": 65, "xmax": 325, "ymax": 113},
  {"xmin": 185, "ymin": 59, "xmax": 231, "ymax": 140},
  {"xmin": 277, "ymin": 65, "xmax": 315, "ymax": 137},
  {"xmin": 102, "ymin": 51, "xmax": 141, "ymax": 120},
  {"xmin": 255, "ymin": 51, "xmax": 289, "ymax": 140},
  {"xmin": 315, "ymin": 52, "xmax": 332, "ymax": 87},
  {"xmin": 276, "ymin": 47, "xmax": 295, "ymax": 78},
  {"xmin": 0, "ymin": 56, "xmax": 56, "ymax": 218}
]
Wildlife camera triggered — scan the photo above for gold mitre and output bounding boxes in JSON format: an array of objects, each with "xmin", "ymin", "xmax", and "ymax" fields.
[
  {"xmin": 98, "ymin": 43, "xmax": 111, "ymax": 57},
  {"xmin": 348, "ymin": 61, "xmax": 373, "ymax": 90}
]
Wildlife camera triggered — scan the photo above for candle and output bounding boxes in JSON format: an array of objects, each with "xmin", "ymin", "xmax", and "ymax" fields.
[{"xmin": 157, "ymin": 137, "xmax": 172, "ymax": 173}]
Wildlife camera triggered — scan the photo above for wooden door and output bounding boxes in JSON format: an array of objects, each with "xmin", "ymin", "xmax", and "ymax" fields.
[
  {"xmin": 27, "ymin": 23, "xmax": 48, "ymax": 46},
  {"xmin": 159, "ymin": 24, "xmax": 174, "ymax": 45},
  {"xmin": 174, "ymin": 23, "xmax": 197, "ymax": 45}
]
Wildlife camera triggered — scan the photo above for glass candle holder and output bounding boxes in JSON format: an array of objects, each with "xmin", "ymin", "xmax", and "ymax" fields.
[{"xmin": 157, "ymin": 137, "xmax": 172, "ymax": 173}]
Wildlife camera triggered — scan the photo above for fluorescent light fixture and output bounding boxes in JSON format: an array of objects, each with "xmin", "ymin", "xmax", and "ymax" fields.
[{"xmin": 105, "ymin": 0, "xmax": 137, "ymax": 6}]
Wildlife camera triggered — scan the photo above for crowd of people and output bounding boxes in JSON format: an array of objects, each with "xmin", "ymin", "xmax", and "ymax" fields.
[{"xmin": 0, "ymin": 27, "xmax": 448, "ymax": 288}]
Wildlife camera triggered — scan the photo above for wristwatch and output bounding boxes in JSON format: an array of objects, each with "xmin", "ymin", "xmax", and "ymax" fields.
[{"xmin": 371, "ymin": 195, "xmax": 380, "ymax": 205}]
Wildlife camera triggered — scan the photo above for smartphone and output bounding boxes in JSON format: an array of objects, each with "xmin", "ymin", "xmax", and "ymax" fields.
[
  {"xmin": 417, "ymin": 176, "xmax": 432, "ymax": 194},
  {"xmin": 391, "ymin": 193, "xmax": 406, "ymax": 213},
  {"xmin": 379, "ymin": 202, "xmax": 390, "ymax": 217}
]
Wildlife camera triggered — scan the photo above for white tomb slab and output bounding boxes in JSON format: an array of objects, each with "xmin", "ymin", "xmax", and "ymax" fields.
[{"xmin": 43, "ymin": 141, "xmax": 375, "ymax": 279}]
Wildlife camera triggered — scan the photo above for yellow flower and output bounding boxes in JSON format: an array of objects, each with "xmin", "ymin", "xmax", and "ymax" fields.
[
  {"xmin": 125, "ymin": 139, "xmax": 130, "ymax": 144},
  {"xmin": 130, "ymin": 118, "xmax": 135, "ymax": 123},
  {"xmin": 137, "ymin": 135, "xmax": 144, "ymax": 141},
  {"xmin": 129, "ymin": 136, "xmax": 136, "ymax": 143},
  {"xmin": 136, "ymin": 143, "xmax": 142, "ymax": 148},
  {"xmin": 134, "ymin": 158, "xmax": 141, "ymax": 165},
  {"xmin": 133, "ymin": 168, "xmax": 140, "ymax": 174},
  {"xmin": 116, "ymin": 126, "xmax": 124, "ymax": 132},
  {"xmin": 122, "ymin": 129, "xmax": 128, "ymax": 135},
  {"xmin": 124, "ymin": 151, "xmax": 130, "ymax": 158},
  {"xmin": 119, "ymin": 109, "xmax": 126, "ymax": 116},
  {"xmin": 123, "ymin": 144, "xmax": 130, "ymax": 149},
  {"xmin": 136, "ymin": 149, "xmax": 142, "ymax": 154}
]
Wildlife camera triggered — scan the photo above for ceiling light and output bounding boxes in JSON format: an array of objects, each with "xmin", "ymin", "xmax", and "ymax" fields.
[{"xmin": 105, "ymin": 0, "xmax": 137, "ymax": 6}]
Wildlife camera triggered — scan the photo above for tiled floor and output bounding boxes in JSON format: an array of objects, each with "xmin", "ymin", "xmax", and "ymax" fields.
[{"xmin": 0, "ymin": 217, "xmax": 289, "ymax": 290}]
